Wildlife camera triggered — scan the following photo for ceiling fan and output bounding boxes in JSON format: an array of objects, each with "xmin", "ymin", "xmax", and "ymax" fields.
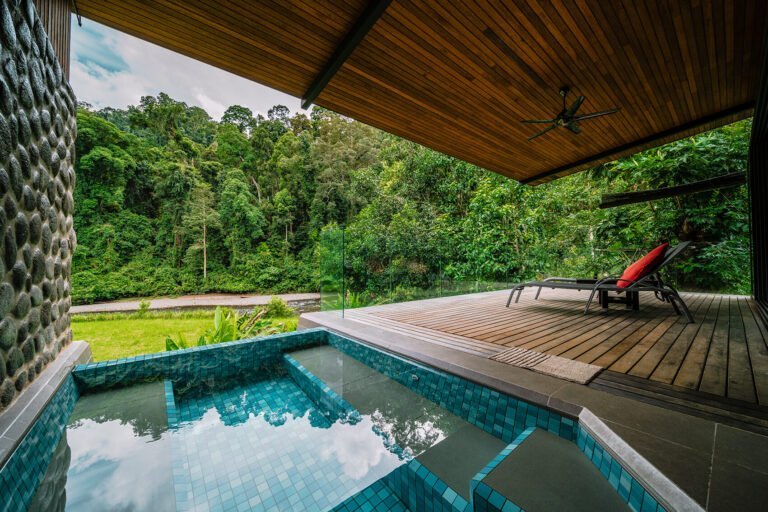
[{"xmin": 522, "ymin": 87, "xmax": 620, "ymax": 141}]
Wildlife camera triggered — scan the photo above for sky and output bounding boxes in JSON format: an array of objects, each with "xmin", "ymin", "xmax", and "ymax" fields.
[{"xmin": 70, "ymin": 18, "xmax": 306, "ymax": 121}]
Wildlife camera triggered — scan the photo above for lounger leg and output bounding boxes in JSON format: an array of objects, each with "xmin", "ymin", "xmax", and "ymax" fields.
[
  {"xmin": 535, "ymin": 286, "xmax": 542, "ymax": 300},
  {"xmin": 585, "ymin": 289, "xmax": 599, "ymax": 315},
  {"xmin": 672, "ymin": 292, "xmax": 694, "ymax": 323},
  {"xmin": 506, "ymin": 288, "xmax": 516, "ymax": 307},
  {"xmin": 516, "ymin": 287, "xmax": 523, "ymax": 303},
  {"xmin": 669, "ymin": 295, "xmax": 681, "ymax": 315}
]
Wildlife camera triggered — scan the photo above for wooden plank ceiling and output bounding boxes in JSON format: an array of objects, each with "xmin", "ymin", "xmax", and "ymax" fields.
[{"xmin": 73, "ymin": 1, "xmax": 766, "ymax": 184}]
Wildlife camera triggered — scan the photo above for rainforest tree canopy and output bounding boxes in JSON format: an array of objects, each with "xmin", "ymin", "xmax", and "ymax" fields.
[{"xmin": 72, "ymin": 94, "xmax": 751, "ymax": 304}]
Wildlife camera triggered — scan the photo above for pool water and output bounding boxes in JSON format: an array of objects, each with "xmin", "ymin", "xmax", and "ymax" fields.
[
  {"xmin": 29, "ymin": 344, "xmax": 504, "ymax": 511},
  {"xmin": 171, "ymin": 370, "xmax": 404, "ymax": 511},
  {"xmin": 29, "ymin": 381, "xmax": 174, "ymax": 511}
]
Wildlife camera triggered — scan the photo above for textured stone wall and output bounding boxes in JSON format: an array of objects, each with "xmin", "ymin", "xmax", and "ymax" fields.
[{"xmin": 0, "ymin": 0, "xmax": 76, "ymax": 411}]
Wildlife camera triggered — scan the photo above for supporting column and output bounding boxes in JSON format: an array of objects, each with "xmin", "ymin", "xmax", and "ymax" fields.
[{"xmin": 749, "ymin": 27, "xmax": 768, "ymax": 314}]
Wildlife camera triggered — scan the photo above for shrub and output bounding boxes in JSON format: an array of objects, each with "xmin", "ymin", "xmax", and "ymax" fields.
[{"xmin": 264, "ymin": 296, "xmax": 294, "ymax": 318}]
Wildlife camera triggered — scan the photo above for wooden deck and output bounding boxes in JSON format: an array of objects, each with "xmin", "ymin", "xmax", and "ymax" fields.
[{"xmin": 345, "ymin": 289, "xmax": 768, "ymax": 407}]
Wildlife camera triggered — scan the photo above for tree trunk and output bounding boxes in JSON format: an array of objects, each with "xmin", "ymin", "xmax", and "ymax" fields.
[{"xmin": 203, "ymin": 222, "xmax": 207, "ymax": 280}]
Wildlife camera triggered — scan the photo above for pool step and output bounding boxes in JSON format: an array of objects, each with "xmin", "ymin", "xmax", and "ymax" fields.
[
  {"xmin": 288, "ymin": 345, "xmax": 507, "ymax": 511},
  {"xmin": 471, "ymin": 428, "xmax": 631, "ymax": 512},
  {"xmin": 416, "ymin": 423, "xmax": 507, "ymax": 501},
  {"xmin": 283, "ymin": 352, "xmax": 359, "ymax": 423}
]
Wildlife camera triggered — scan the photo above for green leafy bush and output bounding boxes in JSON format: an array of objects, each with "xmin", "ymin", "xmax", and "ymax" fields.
[
  {"xmin": 165, "ymin": 306, "xmax": 285, "ymax": 351},
  {"xmin": 264, "ymin": 297, "xmax": 294, "ymax": 318}
]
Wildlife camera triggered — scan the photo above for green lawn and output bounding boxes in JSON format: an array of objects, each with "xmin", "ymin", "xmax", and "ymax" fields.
[{"xmin": 72, "ymin": 314, "xmax": 298, "ymax": 361}]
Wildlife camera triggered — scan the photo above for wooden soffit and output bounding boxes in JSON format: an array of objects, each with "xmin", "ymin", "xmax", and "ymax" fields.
[{"xmin": 73, "ymin": 1, "xmax": 766, "ymax": 184}]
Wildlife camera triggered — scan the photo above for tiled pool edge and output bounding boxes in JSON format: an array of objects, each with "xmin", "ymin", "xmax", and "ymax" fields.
[
  {"xmin": 386, "ymin": 459, "xmax": 471, "ymax": 512},
  {"xmin": 0, "ymin": 341, "xmax": 91, "ymax": 472},
  {"xmin": 71, "ymin": 328, "xmax": 328, "ymax": 390},
  {"xmin": 0, "ymin": 375, "xmax": 79, "ymax": 512},
  {"xmin": 577, "ymin": 409, "xmax": 692, "ymax": 512},
  {"xmin": 325, "ymin": 332, "xmax": 676, "ymax": 511},
  {"xmin": 164, "ymin": 380, "xmax": 180, "ymax": 430}
]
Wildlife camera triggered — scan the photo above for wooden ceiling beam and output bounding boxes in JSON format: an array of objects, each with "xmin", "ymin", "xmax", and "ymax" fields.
[
  {"xmin": 301, "ymin": 0, "xmax": 392, "ymax": 109},
  {"xmin": 599, "ymin": 172, "xmax": 747, "ymax": 209}
]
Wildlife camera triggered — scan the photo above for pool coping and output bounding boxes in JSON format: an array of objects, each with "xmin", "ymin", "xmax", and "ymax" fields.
[
  {"xmin": 0, "ymin": 341, "xmax": 92, "ymax": 472},
  {"xmin": 300, "ymin": 311, "xmax": 715, "ymax": 512}
]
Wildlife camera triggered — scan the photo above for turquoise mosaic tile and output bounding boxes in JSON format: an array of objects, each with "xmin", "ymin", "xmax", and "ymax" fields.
[
  {"xmin": 472, "ymin": 481, "xmax": 524, "ymax": 512},
  {"xmin": 331, "ymin": 477, "xmax": 409, "ymax": 512},
  {"xmin": 0, "ymin": 375, "xmax": 79, "ymax": 512},
  {"xmin": 576, "ymin": 426, "xmax": 666, "ymax": 512},
  {"xmin": 327, "ymin": 334, "xmax": 577, "ymax": 444},
  {"xmin": 72, "ymin": 329, "xmax": 328, "ymax": 392},
  {"xmin": 326, "ymin": 332, "xmax": 665, "ymax": 512},
  {"xmin": 469, "ymin": 428, "xmax": 534, "ymax": 512},
  {"xmin": 284, "ymin": 353, "xmax": 360, "ymax": 423},
  {"xmin": 385, "ymin": 459, "xmax": 471, "ymax": 512},
  {"xmin": 170, "ymin": 368, "xmax": 403, "ymax": 511},
  {"xmin": 2, "ymin": 328, "xmax": 672, "ymax": 512},
  {"xmin": 164, "ymin": 379, "xmax": 180, "ymax": 429}
]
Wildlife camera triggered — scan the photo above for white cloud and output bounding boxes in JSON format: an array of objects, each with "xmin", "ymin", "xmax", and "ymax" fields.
[{"xmin": 70, "ymin": 18, "xmax": 305, "ymax": 120}]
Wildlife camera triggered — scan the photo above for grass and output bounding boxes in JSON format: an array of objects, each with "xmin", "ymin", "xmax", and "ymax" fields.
[{"xmin": 72, "ymin": 312, "xmax": 298, "ymax": 362}]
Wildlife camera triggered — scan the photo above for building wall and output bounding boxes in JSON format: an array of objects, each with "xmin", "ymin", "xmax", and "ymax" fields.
[{"xmin": 0, "ymin": 0, "xmax": 76, "ymax": 411}]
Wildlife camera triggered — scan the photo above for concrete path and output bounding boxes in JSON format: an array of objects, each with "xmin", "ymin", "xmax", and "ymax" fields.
[{"xmin": 71, "ymin": 293, "xmax": 321, "ymax": 314}]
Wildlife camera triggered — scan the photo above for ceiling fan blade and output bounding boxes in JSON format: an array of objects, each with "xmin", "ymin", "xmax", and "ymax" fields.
[
  {"xmin": 521, "ymin": 119, "xmax": 556, "ymax": 124},
  {"xmin": 527, "ymin": 124, "xmax": 557, "ymax": 141},
  {"xmin": 565, "ymin": 122, "xmax": 581, "ymax": 134},
  {"xmin": 573, "ymin": 108, "xmax": 621, "ymax": 121},
  {"xmin": 565, "ymin": 95, "xmax": 585, "ymax": 117}
]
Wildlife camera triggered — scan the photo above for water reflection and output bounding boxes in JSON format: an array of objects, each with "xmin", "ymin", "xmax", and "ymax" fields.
[
  {"xmin": 31, "ymin": 381, "xmax": 174, "ymax": 512},
  {"xmin": 173, "ymin": 375, "xmax": 409, "ymax": 511},
  {"xmin": 64, "ymin": 417, "xmax": 173, "ymax": 511}
]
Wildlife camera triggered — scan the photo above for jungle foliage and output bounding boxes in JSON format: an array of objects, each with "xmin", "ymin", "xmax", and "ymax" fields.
[{"xmin": 72, "ymin": 93, "xmax": 752, "ymax": 304}]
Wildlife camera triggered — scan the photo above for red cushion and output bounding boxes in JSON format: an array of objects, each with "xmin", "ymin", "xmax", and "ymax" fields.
[{"xmin": 617, "ymin": 243, "xmax": 669, "ymax": 288}]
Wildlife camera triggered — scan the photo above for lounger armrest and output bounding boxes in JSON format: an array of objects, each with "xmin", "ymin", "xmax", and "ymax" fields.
[
  {"xmin": 592, "ymin": 275, "xmax": 668, "ymax": 292},
  {"xmin": 590, "ymin": 275, "xmax": 640, "ymax": 291},
  {"xmin": 541, "ymin": 277, "xmax": 599, "ymax": 284}
]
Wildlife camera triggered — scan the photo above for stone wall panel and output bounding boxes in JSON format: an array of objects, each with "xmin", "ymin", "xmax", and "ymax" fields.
[{"xmin": 0, "ymin": 0, "xmax": 74, "ymax": 411}]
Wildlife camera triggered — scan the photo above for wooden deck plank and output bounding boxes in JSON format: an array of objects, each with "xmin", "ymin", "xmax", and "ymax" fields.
[
  {"xmin": 575, "ymin": 308, "xmax": 665, "ymax": 364},
  {"xmin": 726, "ymin": 297, "xmax": 757, "ymax": 403},
  {"xmin": 349, "ymin": 289, "xmax": 767, "ymax": 406},
  {"xmin": 699, "ymin": 296, "xmax": 731, "ymax": 397},
  {"xmin": 628, "ymin": 294, "xmax": 713, "ymax": 379},
  {"xmin": 672, "ymin": 295, "xmax": 722, "ymax": 390},
  {"xmin": 608, "ymin": 294, "xmax": 708, "ymax": 374},
  {"xmin": 650, "ymin": 294, "xmax": 718, "ymax": 383}
]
